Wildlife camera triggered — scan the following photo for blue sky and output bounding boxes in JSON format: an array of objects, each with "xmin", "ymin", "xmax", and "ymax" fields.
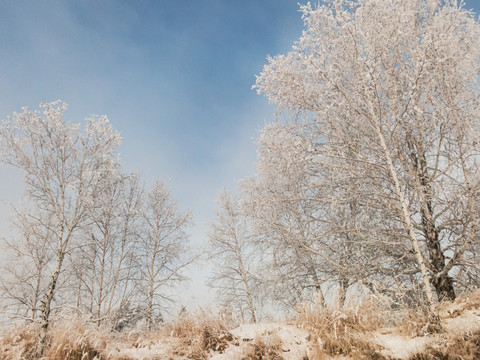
[
  {"xmin": 1, "ymin": 0, "xmax": 480, "ymax": 310},
  {"xmin": 0, "ymin": 0, "xmax": 304, "ymax": 309}
]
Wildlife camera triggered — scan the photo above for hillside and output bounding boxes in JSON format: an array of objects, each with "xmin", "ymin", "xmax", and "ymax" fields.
[{"xmin": 2, "ymin": 290, "xmax": 480, "ymax": 359}]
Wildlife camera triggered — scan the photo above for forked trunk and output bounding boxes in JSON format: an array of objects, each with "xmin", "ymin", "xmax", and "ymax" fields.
[
  {"xmin": 372, "ymin": 116, "xmax": 435, "ymax": 313},
  {"xmin": 408, "ymin": 139, "xmax": 456, "ymax": 301}
]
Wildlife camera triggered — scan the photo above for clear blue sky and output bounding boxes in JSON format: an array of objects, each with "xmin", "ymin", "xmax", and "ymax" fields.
[
  {"xmin": 0, "ymin": 0, "xmax": 479, "ymax": 310},
  {"xmin": 0, "ymin": 0, "xmax": 304, "ymax": 310}
]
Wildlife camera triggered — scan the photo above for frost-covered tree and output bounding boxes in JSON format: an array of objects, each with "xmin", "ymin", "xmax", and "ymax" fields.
[
  {"xmin": 139, "ymin": 180, "xmax": 194, "ymax": 330},
  {"xmin": 239, "ymin": 125, "xmax": 328, "ymax": 309},
  {"xmin": 0, "ymin": 209, "xmax": 54, "ymax": 321},
  {"xmin": 254, "ymin": 0, "xmax": 480, "ymax": 310},
  {"xmin": 208, "ymin": 189, "xmax": 259, "ymax": 323},
  {"xmin": 0, "ymin": 101, "xmax": 121, "ymax": 355},
  {"xmin": 72, "ymin": 171, "xmax": 143, "ymax": 326},
  {"xmin": 240, "ymin": 124, "xmax": 404, "ymax": 308}
]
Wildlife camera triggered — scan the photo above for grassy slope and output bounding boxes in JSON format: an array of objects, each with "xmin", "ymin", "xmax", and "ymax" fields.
[{"xmin": 1, "ymin": 290, "xmax": 480, "ymax": 359}]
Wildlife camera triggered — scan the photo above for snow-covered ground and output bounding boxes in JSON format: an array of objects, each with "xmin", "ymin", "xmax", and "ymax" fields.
[
  {"xmin": 2, "ymin": 292, "xmax": 479, "ymax": 359},
  {"xmin": 115, "ymin": 295, "xmax": 480, "ymax": 359},
  {"xmin": 211, "ymin": 323, "xmax": 310, "ymax": 360}
]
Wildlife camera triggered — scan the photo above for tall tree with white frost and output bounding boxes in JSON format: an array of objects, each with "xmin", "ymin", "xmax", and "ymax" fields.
[
  {"xmin": 139, "ymin": 180, "xmax": 194, "ymax": 330},
  {"xmin": 73, "ymin": 170, "xmax": 143, "ymax": 326},
  {"xmin": 0, "ymin": 209, "xmax": 54, "ymax": 321},
  {"xmin": 254, "ymin": 0, "xmax": 480, "ymax": 310},
  {"xmin": 208, "ymin": 189, "xmax": 259, "ymax": 323},
  {"xmin": 242, "ymin": 123, "xmax": 420, "ymax": 306},
  {"xmin": 0, "ymin": 101, "xmax": 121, "ymax": 355},
  {"xmin": 239, "ymin": 125, "xmax": 328, "ymax": 308}
]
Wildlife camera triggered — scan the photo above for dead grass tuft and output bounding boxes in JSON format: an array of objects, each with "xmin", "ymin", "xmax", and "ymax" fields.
[
  {"xmin": 399, "ymin": 306, "xmax": 443, "ymax": 337},
  {"xmin": 408, "ymin": 328, "xmax": 480, "ymax": 360},
  {"xmin": 0, "ymin": 322, "xmax": 40, "ymax": 360},
  {"xmin": 457, "ymin": 288, "xmax": 480, "ymax": 311},
  {"xmin": 0, "ymin": 318, "xmax": 112, "ymax": 360},
  {"xmin": 437, "ymin": 288, "xmax": 480, "ymax": 320},
  {"xmin": 166, "ymin": 308, "xmax": 234, "ymax": 359},
  {"xmin": 297, "ymin": 295, "xmax": 390, "ymax": 359},
  {"xmin": 43, "ymin": 319, "xmax": 110, "ymax": 360},
  {"xmin": 241, "ymin": 334, "xmax": 284, "ymax": 360}
]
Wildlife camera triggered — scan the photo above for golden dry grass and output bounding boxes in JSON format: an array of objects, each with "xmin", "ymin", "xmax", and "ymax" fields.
[
  {"xmin": 165, "ymin": 308, "xmax": 234, "ymax": 359},
  {"xmin": 408, "ymin": 329, "xmax": 480, "ymax": 360},
  {"xmin": 241, "ymin": 334, "xmax": 284, "ymax": 360},
  {"xmin": 297, "ymin": 295, "xmax": 392, "ymax": 360},
  {"xmin": 0, "ymin": 319, "xmax": 112, "ymax": 360},
  {"xmin": 407, "ymin": 289, "xmax": 480, "ymax": 360},
  {"xmin": 0, "ymin": 308, "xmax": 235, "ymax": 359},
  {"xmin": 398, "ymin": 306, "xmax": 443, "ymax": 337},
  {"xmin": 43, "ymin": 319, "xmax": 110, "ymax": 360},
  {"xmin": 0, "ymin": 322, "xmax": 39, "ymax": 360},
  {"xmin": 1, "ymin": 290, "xmax": 479, "ymax": 360}
]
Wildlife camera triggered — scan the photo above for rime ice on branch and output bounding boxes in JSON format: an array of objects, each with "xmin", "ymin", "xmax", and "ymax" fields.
[{"xmin": 251, "ymin": 0, "xmax": 480, "ymax": 310}]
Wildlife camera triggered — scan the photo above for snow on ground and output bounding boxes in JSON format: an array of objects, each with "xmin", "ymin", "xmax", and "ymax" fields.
[
  {"xmin": 100, "ymin": 323, "xmax": 311, "ymax": 360},
  {"xmin": 211, "ymin": 323, "xmax": 310, "ymax": 360},
  {"xmin": 3, "ymin": 292, "xmax": 479, "ymax": 359},
  {"xmin": 374, "ymin": 293, "xmax": 480, "ymax": 360},
  {"xmin": 374, "ymin": 328, "xmax": 433, "ymax": 359},
  {"xmin": 105, "ymin": 337, "xmax": 178, "ymax": 360},
  {"xmin": 102, "ymin": 302, "xmax": 480, "ymax": 360}
]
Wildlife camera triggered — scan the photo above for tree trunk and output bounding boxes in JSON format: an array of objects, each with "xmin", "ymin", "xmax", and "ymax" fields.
[
  {"xmin": 310, "ymin": 267, "xmax": 326, "ymax": 307},
  {"xmin": 421, "ymin": 203, "xmax": 456, "ymax": 301},
  {"xmin": 372, "ymin": 117, "xmax": 435, "ymax": 312},
  {"xmin": 407, "ymin": 139, "xmax": 456, "ymax": 301},
  {"xmin": 147, "ymin": 282, "xmax": 154, "ymax": 331},
  {"xmin": 37, "ymin": 250, "xmax": 66, "ymax": 357},
  {"xmin": 31, "ymin": 265, "xmax": 43, "ymax": 322},
  {"xmin": 106, "ymin": 223, "xmax": 129, "ymax": 317},
  {"xmin": 239, "ymin": 256, "xmax": 257, "ymax": 323},
  {"xmin": 97, "ymin": 233, "xmax": 108, "ymax": 327},
  {"xmin": 338, "ymin": 278, "xmax": 349, "ymax": 308}
]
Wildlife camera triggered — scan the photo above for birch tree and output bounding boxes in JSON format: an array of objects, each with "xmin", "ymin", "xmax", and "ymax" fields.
[
  {"xmin": 0, "ymin": 209, "xmax": 54, "ymax": 321},
  {"xmin": 240, "ymin": 124, "xmax": 407, "ymax": 307},
  {"xmin": 139, "ymin": 180, "xmax": 194, "ymax": 330},
  {"xmin": 208, "ymin": 189, "xmax": 259, "ymax": 323},
  {"xmin": 254, "ymin": 0, "xmax": 480, "ymax": 309},
  {"xmin": 102, "ymin": 174, "xmax": 143, "ymax": 322},
  {"xmin": 239, "ymin": 126, "xmax": 329, "ymax": 308},
  {"xmin": 72, "ymin": 171, "xmax": 143, "ymax": 326},
  {"xmin": 0, "ymin": 101, "xmax": 121, "ymax": 355}
]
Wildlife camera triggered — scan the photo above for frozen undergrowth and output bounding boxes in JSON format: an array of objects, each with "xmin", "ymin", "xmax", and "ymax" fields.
[{"xmin": 1, "ymin": 291, "xmax": 480, "ymax": 359}]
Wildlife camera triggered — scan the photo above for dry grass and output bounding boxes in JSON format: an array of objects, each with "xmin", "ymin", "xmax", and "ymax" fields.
[
  {"xmin": 437, "ymin": 288, "xmax": 480, "ymax": 319},
  {"xmin": 0, "ymin": 310, "xmax": 234, "ymax": 360},
  {"xmin": 408, "ymin": 329, "xmax": 480, "ymax": 360},
  {"xmin": 407, "ymin": 289, "xmax": 480, "ymax": 360},
  {"xmin": 456, "ymin": 288, "xmax": 480, "ymax": 311},
  {"xmin": 0, "ymin": 319, "xmax": 112, "ymax": 360},
  {"xmin": 398, "ymin": 306, "xmax": 443, "ymax": 337},
  {"xmin": 241, "ymin": 334, "xmax": 284, "ymax": 360},
  {"xmin": 1, "ymin": 290, "xmax": 477, "ymax": 360},
  {"xmin": 0, "ymin": 322, "xmax": 39, "ymax": 360},
  {"xmin": 43, "ymin": 319, "xmax": 110, "ymax": 360},
  {"xmin": 297, "ymin": 295, "xmax": 391, "ymax": 359},
  {"xmin": 166, "ymin": 308, "xmax": 234, "ymax": 359}
]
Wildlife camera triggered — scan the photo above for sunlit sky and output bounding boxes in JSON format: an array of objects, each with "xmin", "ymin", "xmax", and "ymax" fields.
[
  {"xmin": 0, "ymin": 0, "xmax": 479, "ymax": 311},
  {"xmin": 0, "ymin": 0, "xmax": 304, "ymax": 310}
]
